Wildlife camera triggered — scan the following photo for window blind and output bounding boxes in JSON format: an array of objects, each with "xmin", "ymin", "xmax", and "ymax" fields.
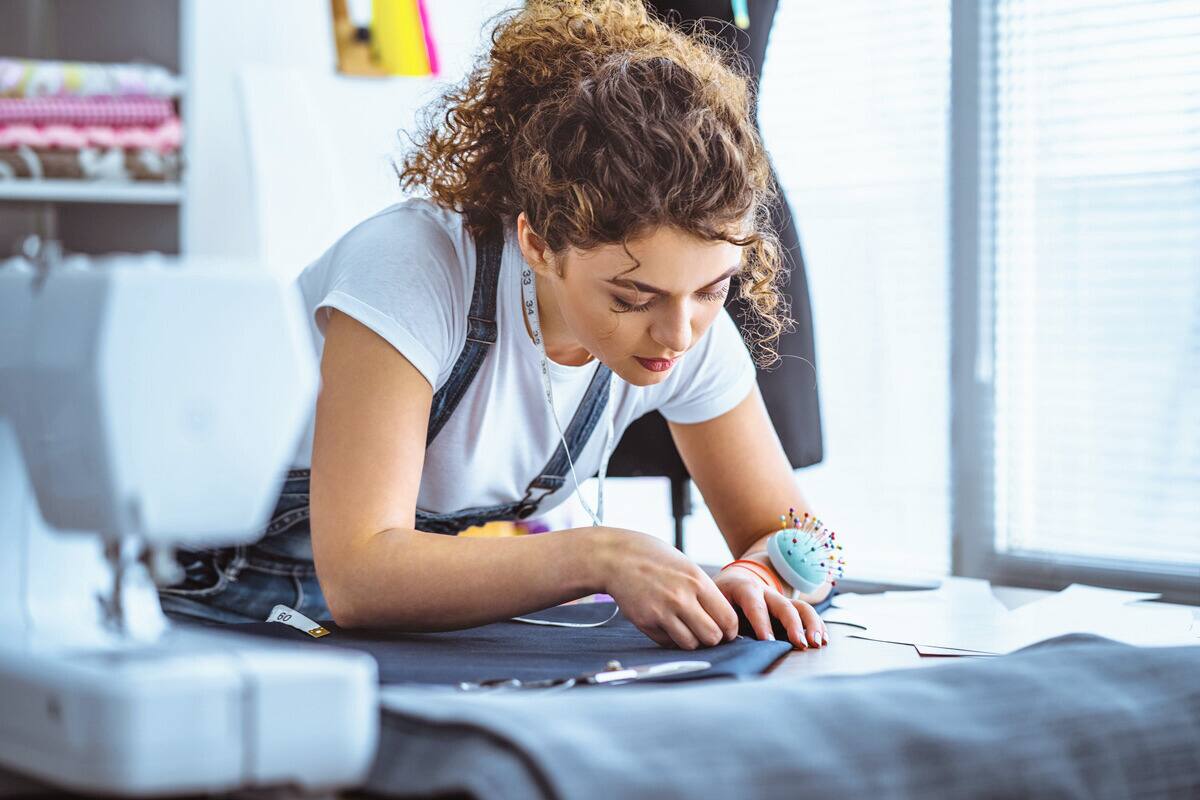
[{"xmin": 989, "ymin": 0, "xmax": 1200, "ymax": 568}]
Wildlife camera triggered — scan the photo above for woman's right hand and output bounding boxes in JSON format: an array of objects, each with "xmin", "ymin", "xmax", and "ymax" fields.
[{"xmin": 593, "ymin": 528, "xmax": 741, "ymax": 650}]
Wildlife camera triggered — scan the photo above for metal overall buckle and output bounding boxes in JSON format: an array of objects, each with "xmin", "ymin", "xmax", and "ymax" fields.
[{"xmin": 515, "ymin": 484, "xmax": 555, "ymax": 519}]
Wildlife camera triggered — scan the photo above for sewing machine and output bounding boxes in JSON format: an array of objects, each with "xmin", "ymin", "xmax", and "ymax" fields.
[{"xmin": 0, "ymin": 244, "xmax": 378, "ymax": 796}]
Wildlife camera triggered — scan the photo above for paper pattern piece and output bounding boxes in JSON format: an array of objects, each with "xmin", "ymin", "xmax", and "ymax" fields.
[
  {"xmin": 828, "ymin": 578, "xmax": 1197, "ymax": 656},
  {"xmin": 914, "ymin": 644, "xmax": 992, "ymax": 657}
]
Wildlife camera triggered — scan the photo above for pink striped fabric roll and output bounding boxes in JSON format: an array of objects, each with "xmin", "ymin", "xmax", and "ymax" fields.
[
  {"xmin": 0, "ymin": 97, "xmax": 175, "ymax": 127},
  {"xmin": 0, "ymin": 117, "xmax": 182, "ymax": 152}
]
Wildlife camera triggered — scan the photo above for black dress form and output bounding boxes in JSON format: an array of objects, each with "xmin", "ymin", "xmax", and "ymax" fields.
[{"xmin": 604, "ymin": 1, "xmax": 825, "ymax": 547}]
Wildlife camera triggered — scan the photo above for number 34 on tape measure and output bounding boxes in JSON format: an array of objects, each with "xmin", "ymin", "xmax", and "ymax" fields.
[{"xmin": 267, "ymin": 604, "xmax": 330, "ymax": 638}]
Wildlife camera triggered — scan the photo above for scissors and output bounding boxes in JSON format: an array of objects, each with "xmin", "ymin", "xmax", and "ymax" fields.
[{"xmin": 457, "ymin": 659, "xmax": 712, "ymax": 692}]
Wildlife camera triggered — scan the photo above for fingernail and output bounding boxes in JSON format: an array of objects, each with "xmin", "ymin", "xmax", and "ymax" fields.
[
  {"xmin": 765, "ymin": 633, "xmax": 775, "ymax": 641},
  {"xmin": 823, "ymin": 632, "xmax": 829, "ymax": 645}
]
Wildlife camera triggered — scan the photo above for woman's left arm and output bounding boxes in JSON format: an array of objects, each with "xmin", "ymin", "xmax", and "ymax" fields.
[{"xmin": 668, "ymin": 384, "xmax": 832, "ymax": 648}]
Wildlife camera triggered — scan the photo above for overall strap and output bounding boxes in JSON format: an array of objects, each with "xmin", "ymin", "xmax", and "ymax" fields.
[
  {"xmin": 514, "ymin": 360, "xmax": 614, "ymax": 517},
  {"xmin": 416, "ymin": 223, "xmax": 617, "ymax": 531},
  {"xmin": 425, "ymin": 226, "xmax": 504, "ymax": 446},
  {"xmin": 415, "ymin": 361, "xmax": 616, "ymax": 532}
]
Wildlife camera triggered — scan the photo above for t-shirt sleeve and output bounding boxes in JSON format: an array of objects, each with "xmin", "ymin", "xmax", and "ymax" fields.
[
  {"xmin": 309, "ymin": 207, "xmax": 466, "ymax": 390},
  {"xmin": 656, "ymin": 307, "xmax": 758, "ymax": 424}
]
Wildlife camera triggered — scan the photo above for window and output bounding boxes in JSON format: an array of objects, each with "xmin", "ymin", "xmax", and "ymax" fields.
[
  {"xmin": 558, "ymin": 2, "xmax": 1198, "ymax": 601},
  {"xmin": 955, "ymin": 0, "xmax": 1200, "ymax": 601}
]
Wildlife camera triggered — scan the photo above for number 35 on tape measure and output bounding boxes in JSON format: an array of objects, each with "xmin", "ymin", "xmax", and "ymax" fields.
[{"xmin": 267, "ymin": 604, "xmax": 330, "ymax": 638}]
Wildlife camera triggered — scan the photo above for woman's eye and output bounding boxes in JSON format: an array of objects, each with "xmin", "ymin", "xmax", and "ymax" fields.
[
  {"xmin": 697, "ymin": 284, "xmax": 730, "ymax": 303},
  {"xmin": 611, "ymin": 282, "xmax": 730, "ymax": 313},
  {"xmin": 612, "ymin": 296, "xmax": 651, "ymax": 313}
]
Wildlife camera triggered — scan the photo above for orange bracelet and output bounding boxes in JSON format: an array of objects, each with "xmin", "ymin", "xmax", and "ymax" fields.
[
  {"xmin": 723, "ymin": 560, "xmax": 782, "ymax": 593},
  {"xmin": 720, "ymin": 559, "xmax": 784, "ymax": 594},
  {"xmin": 723, "ymin": 562, "xmax": 772, "ymax": 589}
]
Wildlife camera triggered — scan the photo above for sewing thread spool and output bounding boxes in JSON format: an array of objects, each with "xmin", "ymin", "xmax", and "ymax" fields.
[{"xmin": 767, "ymin": 509, "xmax": 846, "ymax": 594}]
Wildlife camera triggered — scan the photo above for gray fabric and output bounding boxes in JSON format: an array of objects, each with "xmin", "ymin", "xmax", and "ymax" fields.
[{"xmin": 369, "ymin": 635, "xmax": 1200, "ymax": 799}]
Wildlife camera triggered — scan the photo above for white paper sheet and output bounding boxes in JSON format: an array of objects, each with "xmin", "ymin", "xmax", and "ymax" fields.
[
  {"xmin": 828, "ymin": 577, "xmax": 1010, "ymax": 654},
  {"xmin": 913, "ymin": 643, "xmax": 993, "ymax": 657},
  {"xmin": 827, "ymin": 580, "xmax": 1197, "ymax": 656},
  {"xmin": 1000, "ymin": 584, "xmax": 1193, "ymax": 651}
]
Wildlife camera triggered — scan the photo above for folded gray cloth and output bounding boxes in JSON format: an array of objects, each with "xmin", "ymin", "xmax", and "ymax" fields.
[{"xmin": 370, "ymin": 635, "xmax": 1200, "ymax": 799}]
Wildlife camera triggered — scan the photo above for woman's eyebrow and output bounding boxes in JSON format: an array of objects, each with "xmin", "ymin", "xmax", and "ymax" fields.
[{"xmin": 604, "ymin": 265, "xmax": 739, "ymax": 296}]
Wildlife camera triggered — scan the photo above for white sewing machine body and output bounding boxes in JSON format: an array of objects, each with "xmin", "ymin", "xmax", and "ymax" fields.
[{"xmin": 0, "ymin": 251, "xmax": 378, "ymax": 796}]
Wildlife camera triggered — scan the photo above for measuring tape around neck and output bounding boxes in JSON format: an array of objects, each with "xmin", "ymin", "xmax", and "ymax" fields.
[{"xmin": 519, "ymin": 260, "xmax": 617, "ymax": 528}]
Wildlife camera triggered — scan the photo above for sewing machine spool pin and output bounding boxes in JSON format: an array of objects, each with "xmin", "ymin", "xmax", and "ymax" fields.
[{"xmin": 98, "ymin": 535, "xmax": 130, "ymax": 636}]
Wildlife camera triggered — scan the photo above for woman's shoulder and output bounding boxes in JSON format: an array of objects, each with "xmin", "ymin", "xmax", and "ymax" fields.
[
  {"xmin": 336, "ymin": 196, "xmax": 469, "ymax": 257},
  {"xmin": 300, "ymin": 196, "xmax": 474, "ymax": 290},
  {"xmin": 297, "ymin": 197, "xmax": 478, "ymax": 388}
]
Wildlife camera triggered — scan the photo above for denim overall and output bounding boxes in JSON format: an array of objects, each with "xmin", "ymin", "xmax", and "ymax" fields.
[{"xmin": 159, "ymin": 227, "xmax": 614, "ymax": 625}]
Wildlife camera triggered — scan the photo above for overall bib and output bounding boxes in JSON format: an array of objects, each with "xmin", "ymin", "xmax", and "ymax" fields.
[{"xmin": 159, "ymin": 227, "xmax": 614, "ymax": 624}]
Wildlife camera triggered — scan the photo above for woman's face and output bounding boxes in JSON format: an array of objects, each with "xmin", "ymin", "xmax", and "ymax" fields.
[{"xmin": 517, "ymin": 213, "xmax": 743, "ymax": 387}]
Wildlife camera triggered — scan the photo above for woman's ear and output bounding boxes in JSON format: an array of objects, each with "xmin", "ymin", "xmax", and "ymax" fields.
[{"xmin": 515, "ymin": 212, "xmax": 560, "ymax": 279}]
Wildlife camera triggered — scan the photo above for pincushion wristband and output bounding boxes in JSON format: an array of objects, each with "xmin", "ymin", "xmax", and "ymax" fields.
[
  {"xmin": 736, "ymin": 560, "xmax": 782, "ymax": 593},
  {"xmin": 721, "ymin": 562, "xmax": 771, "ymax": 590},
  {"xmin": 720, "ymin": 559, "xmax": 783, "ymax": 593},
  {"xmin": 740, "ymin": 551, "xmax": 792, "ymax": 595},
  {"xmin": 766, "ymin": 508, "xmax": 845, "ymax": 595}
]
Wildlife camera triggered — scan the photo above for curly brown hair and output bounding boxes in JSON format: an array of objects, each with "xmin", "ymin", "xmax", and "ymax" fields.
[{"xmin": 396, "ymin": 0, "xmax": 792, "ymax": 366}]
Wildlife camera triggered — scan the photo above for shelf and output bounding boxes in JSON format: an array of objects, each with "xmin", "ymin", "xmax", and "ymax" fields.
[{"xmin": 0, "ymin": 179, "xmax": 183, "ymax": 205}]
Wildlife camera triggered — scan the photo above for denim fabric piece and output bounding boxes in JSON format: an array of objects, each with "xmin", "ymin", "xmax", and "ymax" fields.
[{"xmin": 216, "ymin": 601, "xmax": 804, "ymax": 687}]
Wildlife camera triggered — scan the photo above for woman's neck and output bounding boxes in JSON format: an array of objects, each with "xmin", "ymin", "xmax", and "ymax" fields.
[{"xmin": 522, "ymin": 272, "xmax": 594, "ymax": 367}]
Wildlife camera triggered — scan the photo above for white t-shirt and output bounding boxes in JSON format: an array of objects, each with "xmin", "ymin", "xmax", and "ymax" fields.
[{"xmin": 292, "ymin": 197, "xmax": 757, "ymax": 517}]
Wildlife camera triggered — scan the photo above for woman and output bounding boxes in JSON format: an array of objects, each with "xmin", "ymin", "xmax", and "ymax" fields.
[{"xmin": 160, "ymin": 0, "xmax": 832, "ymax": 652}]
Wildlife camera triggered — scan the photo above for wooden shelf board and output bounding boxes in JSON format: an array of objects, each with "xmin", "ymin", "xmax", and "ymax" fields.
[{"xmin": 0, "ymin": 180, "xmax": 183, "ymax": 205}]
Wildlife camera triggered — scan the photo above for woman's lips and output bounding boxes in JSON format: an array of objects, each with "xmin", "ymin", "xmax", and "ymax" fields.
[{"xmin": 635, "ymin": 356, "xmax": 677, "ymax": 372}]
